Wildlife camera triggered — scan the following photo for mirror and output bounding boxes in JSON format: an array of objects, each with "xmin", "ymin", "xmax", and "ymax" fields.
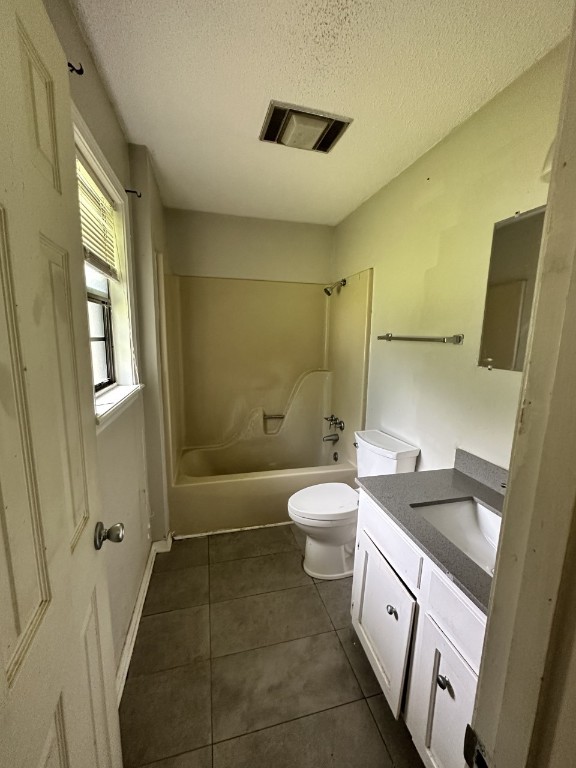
[{"xmin": 478, "ymin": 206, "xmax": 545, "ymax": 372}]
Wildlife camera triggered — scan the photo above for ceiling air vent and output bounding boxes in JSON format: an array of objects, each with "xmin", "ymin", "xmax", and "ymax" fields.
[{"xmin": 260, "ymin": 101, "xmax": 352, "ymax": 153}]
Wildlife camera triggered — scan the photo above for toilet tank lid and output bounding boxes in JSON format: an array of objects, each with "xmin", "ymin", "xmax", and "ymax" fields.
[{"xmin": 355, "ymin": 430, "xmax": 420, "ymax": 459}]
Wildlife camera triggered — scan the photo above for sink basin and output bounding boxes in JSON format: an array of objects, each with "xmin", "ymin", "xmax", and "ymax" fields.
[{"xmin": 411, "ymin": 498, "xmax": 501, "ymax": 576}]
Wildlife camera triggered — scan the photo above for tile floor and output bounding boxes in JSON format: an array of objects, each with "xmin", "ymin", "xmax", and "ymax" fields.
[{"xmin": 120, "ymin": 524, "xmax": 424, "ymax": 768}]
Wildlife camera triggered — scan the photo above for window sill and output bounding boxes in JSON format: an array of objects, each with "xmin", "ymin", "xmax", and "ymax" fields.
[{"xmin": 95, "ymin": 384, "xmax": 143, "ymax": 431}]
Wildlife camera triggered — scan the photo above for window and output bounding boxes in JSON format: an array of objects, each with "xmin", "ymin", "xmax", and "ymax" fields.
[
  {"xmin": 73, "ymin": 111, "xmax": 139, "ymax": 423},
  {"xmin": 86, "ymin": 264, "xmax": 115, "ymax": 391},
  {"xmin": 77, "ymin": 155, "xmax": 120, "ymax": 393}
]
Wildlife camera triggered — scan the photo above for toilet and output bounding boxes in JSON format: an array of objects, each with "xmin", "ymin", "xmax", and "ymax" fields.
[{"xmin": 288, "ymin": 430, "xmax": 420, "ymax": 579}]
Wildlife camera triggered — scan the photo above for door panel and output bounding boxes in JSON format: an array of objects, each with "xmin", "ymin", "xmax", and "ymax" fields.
[
  {"xmin": 0, "ymin": 1, "xmax": 122, "ymax": 765},
  {"xmin": 418, "ymin": 615, "xmax": 477, "ymax": 768},
  {"xmin": 41, "ymin": 234, "xmax": 90, "ymax": 546},
  {"xmin": 0, "ymin": 206, "xmax": 51, "ymax": 685},
  {"xmin": 352, "ymin": 529, "xmax": 417, "ymax": 717}
]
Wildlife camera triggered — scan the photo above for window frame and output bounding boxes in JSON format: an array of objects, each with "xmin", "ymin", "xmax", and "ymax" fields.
[{"xmin": 73, "ymin": 104, "xmax": 140, "ymax": 416}]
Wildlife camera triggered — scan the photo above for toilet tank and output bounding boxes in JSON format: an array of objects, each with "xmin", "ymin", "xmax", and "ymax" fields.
[{"xmin": 355, "ymin": 430, "xmax": 419, "ymax": 476}]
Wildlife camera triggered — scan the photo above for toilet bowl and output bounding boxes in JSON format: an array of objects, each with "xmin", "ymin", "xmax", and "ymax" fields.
[
  {"xmin": 288, "ymin": 430, "xmax": 420, "ymax": 580},
  {"xmin": 288, "ymin": 483, "xmax": 359, "ymax": 579}
]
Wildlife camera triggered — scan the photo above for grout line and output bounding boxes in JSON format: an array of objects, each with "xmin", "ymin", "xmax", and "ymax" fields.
[
  {"xmin": 210, "ymin": 697, "xmax": 366, "ymax": 746},
  {"xmin": 365, "ymin": 695, "xmax": 396, "ymax": 766},
  {"xmin": 140, "ymin": 600, "xmax": 209, "ymax": 618},
  {"xmin": 209, "ymin": 546, "xmax": 301, "ymax": 565},
  {"xmin": 137, "ymin": 744, "xmax": 212, "ymax": 767},
  {"xmin": 140, "ymin": 577, "xmax": 319, "ymax": 619},
  {"xmin": 209, "ymin": 581, "xmax": 316, "ymax": 608},
  {"xmin": 211, "ymin": 628, "xmax": 338, "ymax": 661},
  {"xmin": 333, "ymin": 623, "xmax": 369, "ymax": 698},
  {"xmin": 129, "ymin": 657, "xmax": 210, "ymax": 680},
  {"xmin": 312, "ymin": 580, "xmax": 337, "ymax": 631},
  {"xmin": 209, "ymin": 578, "xmax": 315, "ymax": 606}
]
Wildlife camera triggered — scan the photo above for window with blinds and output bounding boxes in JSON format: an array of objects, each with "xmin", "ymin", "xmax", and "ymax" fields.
[{"xmin": 76, "ymin": 156, "xmax": 119, "ymax": 281}]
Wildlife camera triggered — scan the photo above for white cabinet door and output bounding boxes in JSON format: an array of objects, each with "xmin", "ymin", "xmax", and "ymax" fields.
[
  {"xmin": 352, "ymin": 529, "xmax": 417, "ymax": 717},
  {"xmin": 0, "ymin": 1, "xmax": 122, "ymax": 766},
  {"xmin": 412, "ymin": 615, "xmax": 478, "ymax": 768}
]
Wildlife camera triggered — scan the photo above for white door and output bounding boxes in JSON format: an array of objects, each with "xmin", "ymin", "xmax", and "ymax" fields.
[
  {"xmin": 352, "ymin": 529, "xmax": 417, "ymax": 717},
  {"xmin": 0, "ymin": 1, "xmax": 122, "ymax": 766}
]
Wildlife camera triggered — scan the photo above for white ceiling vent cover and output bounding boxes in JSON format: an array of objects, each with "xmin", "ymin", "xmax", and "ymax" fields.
[{"xmin": 260, "ymin": 100, "xmax": 352, "ymax": 153}]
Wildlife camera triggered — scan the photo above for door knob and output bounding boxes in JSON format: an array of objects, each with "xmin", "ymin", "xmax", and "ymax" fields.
[
  {"xmin": 94, "ymin": 521, "xmax": 125, "ymax": 550},
  {"xmin": 386, "ymin": 604, "xmax": 398, "ymax": 619},
  {"xmin": 436, "ymin": 674, "xmax": 450, "ymax": 691}
]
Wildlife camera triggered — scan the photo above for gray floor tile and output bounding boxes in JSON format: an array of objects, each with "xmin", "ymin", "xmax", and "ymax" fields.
[
  {"xmin": 337, "ymin": 627, "xmax": 381, "ymax": 697},
  {"xmin": 367, "ymin": 694, "xmax": 424, "ymax": 768},
  {"xmin": 137, "ymin": 746, "xmax": 212, "ymax": 767},
  {"xmin": 290, "ymin": 523, "xmax": 307, "ymax": 551},
  {"xmin": 143, "ymin": 566, "xmax": 208, "ymax": 616},
  {"xmin": 211, "ymin": 585, "xmax": 332, "ymax": 657},
  {"xmin": 154, "ymin": 538, "xmax": 209, "ymax": 572},
  {"xmin": 210, "ymin": 551, "xmax": 311, "ymax": 603},
  {"xmin": 316, "ymin": 578, "xmax": 353, "ymax": 629},
  {"xmin": 120, "ymin": 662, "xmax": 211, "ymax": 767},
  {"xmin": 211, "ymin": 632, "xmax": 362, "ymax": 741},
  {"xmin": 213, "ymin": 700, "xmax": 392, "ymax": 768},
  {"xmin": 209, "ymin": 525, "xmax": 298, "ymax": 563},
  {"xmin": 130, "ymin": 606, "xmax": 210, "ymax": 677}
]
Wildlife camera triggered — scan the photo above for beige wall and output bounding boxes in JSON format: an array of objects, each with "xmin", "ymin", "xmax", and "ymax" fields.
[
  {"xmin": 333, "ymin": 42, "xmax": 567, "ymax": 471},
  {"xmin": 178, "ymin": 277, "xmax": 327, "ymax": 447},
  {"xmin": 166, "ymin": 209, "xmax": 333, "ymax": 283},
  {"xmin": 43, "ymin": 0, "xmax": 130, "ymax": 186},
  {"xmin": 96, "ymin": 397, "xmax": 150, "ymax": 665},
  {"xmin": 327, "ymin": 269, "xmax": 373, "ymax": 462},
  {"xmin": 44, "ymin": 0, "xmax": 153, "ymax": 672}
]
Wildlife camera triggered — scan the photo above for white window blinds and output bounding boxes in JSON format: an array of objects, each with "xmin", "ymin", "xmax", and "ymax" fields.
[{"xmin": 76, "ymin": 157, "xmax": 119, "ymax": 281}]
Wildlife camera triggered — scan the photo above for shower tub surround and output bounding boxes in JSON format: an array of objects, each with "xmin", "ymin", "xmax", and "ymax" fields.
[
  {"xmin": 162, "ymin": 271, "xmax": 372, "ymax": 535},
  {"xmin": 170, "ymin": 370, "xmax": 356, "ymax": 534}
]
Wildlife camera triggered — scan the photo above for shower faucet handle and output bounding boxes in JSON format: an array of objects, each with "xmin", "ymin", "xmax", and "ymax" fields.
[{"xmin": 325, "ymin": 415, "xmax": 345, "ymax": 430}]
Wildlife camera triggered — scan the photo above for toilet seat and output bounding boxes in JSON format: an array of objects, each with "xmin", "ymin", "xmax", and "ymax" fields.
[{"xmin": 288, "ymin": 483, "xmax": 358, "ymax": 521}]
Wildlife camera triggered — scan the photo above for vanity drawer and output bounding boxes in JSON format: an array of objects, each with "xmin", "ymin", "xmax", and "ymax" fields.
[
  {"xmin": 359, "ymin": 493, "xmax": 423, "ymax": 593},
  {"xmin": 427, "ymin": 570, "xmax": 486, "ymax": 674}
]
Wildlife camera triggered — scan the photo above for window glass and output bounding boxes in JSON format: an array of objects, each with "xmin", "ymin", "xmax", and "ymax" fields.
[
  {"xmin": 85, "ymin": 262, "xmax": 109, "ymax": 298},
  {"xmin": 90, "ymin": 340, "xmax": 109, "ymax": 387},
  {"xmin": 87, "ymin": 300, "xmax": 105, "ymax": 338}
]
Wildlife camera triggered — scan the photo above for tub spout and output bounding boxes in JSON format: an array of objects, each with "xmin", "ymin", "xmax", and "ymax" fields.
[{"xmin": 323, "ymin": 433, "xmax": 340, "ymax": 444}]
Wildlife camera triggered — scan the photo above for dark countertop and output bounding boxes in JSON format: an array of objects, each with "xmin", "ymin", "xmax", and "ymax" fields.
[{"xmin": 357, "ymin": 469, "xmax": 504, "ymax": 613}]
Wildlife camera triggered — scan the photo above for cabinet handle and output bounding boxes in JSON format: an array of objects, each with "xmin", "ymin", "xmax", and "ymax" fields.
[
  {"xmin": 436, "ymin": 674, "xmax": 450, "ymax": 691},
  {"xmin": 386, "ymin": 604, "xmax": 398, "ymax": 619}
]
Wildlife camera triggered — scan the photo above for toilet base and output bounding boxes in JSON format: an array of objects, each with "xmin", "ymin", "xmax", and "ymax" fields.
[{"xmin": 303, "ymin": 536, "xmax": 355, "ymax": 580}]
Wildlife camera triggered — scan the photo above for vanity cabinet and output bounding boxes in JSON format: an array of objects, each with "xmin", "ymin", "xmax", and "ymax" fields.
[
  {"xmin": 351, "ymin": 529, "xmax": 417, "ymax": 717},
  {"xmin": 353, "ymin": 490, "xmax": 487, "ymax": 768}
]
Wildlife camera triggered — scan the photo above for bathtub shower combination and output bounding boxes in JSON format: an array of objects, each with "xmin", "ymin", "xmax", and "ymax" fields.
[
  {"xmin": 171, "ymin": 370, "xmax": 357, "ymax": 534},
  {"xmin": 162, "ymin": 270, "xmax": 373, "ymax": 535}
]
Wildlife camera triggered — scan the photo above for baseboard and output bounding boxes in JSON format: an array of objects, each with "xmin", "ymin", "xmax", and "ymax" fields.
[{"xmin": 115, "ymin": 533, "xmax": 173, "ymax": 704}]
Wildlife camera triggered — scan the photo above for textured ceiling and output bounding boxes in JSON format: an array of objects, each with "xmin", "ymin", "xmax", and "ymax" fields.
[{"xmin": 71, "ymin": 0, "xmax": 573, "ymax": 225}]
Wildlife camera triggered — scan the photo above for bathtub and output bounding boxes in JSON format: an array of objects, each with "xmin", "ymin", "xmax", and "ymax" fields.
[{"xmin": 169, "ymin": 460, "xmax": 357, "ymax": 536}]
